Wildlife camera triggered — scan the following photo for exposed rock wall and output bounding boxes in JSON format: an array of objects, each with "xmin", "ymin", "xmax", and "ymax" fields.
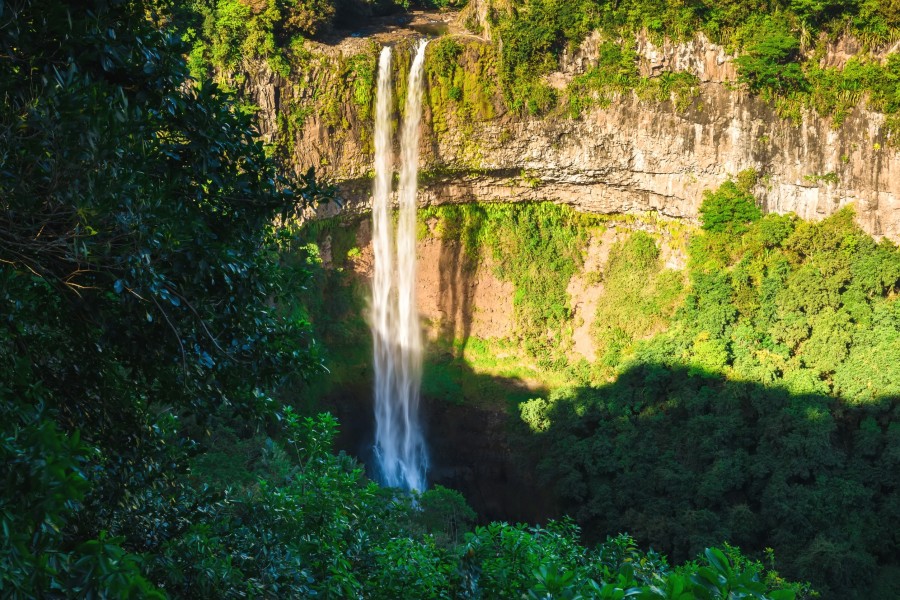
[
  {"xmin": 350, "ymin": 217, "xmax": 516, "ymax": 342},
  {"xmin": 241, "ymin": 21, "xmax": 900, "ymax": 241},
  {"xmin": 416, "ymin": 86, "xmax": 897, "ymax": 239}
]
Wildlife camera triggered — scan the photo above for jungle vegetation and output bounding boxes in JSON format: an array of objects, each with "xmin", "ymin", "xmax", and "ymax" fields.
[
  {"xmin": 293, "ymin": 180, "xmax": 899, "ymax": 598},
  {"xmin": 378, "ymin": 182, "xmax": 899, "ymax": 598},
  {"xmin": 1, "ymin": 1, "xmax": 809, "ymax": 598}
]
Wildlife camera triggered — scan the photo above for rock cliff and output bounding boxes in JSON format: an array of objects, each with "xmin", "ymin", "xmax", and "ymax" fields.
[{"xmin": 240, "ymin": 12, "xmax": 900, "ymax": 241}]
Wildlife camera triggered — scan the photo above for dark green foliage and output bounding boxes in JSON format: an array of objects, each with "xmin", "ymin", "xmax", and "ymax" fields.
[
  {"xmin": 414, "ymin": 485, "xmax": 478, "ymax": 546},
  {"xmin": 462, "ymin": 523, "xmax": 804, "ymax": 599},
  {"xmin": 790, "ymin": 0, "xmax": 853, "ymax": 26},
  {"xmin": 0, "ymin": 0, "xmax": 324, "ymax": 594},
  {"xmin": 146, "ymin": 410, "xmax": 412, "ymax": 598},
  {"xmin": 525, "ymin": 363, "xmax": 898, "ymax": 598},
  {"xmin": 496, "ymin": 0, "xmax": 597, "ymax": 114},
  {"xmin": 734, "ymin": 16, "xmax": 807, "ymax": 94},
  {"xmin": 1, "ymin": 395, "xmax": 163, "ymax": 597}
]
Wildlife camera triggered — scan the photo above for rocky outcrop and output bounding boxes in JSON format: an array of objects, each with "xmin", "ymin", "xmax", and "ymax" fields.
[
  {"xmin": 413, "ymin": 87, "xmax": 897, "ymax": 239},
  {"xmin": 240, "ymin": 17, "xmax": 900, "ymax": 241}
]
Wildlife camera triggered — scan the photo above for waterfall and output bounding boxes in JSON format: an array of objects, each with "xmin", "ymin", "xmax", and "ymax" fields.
[
  {"xmin": 371, "ymin": 41, "xmax": 429, "ymax": 492},
  {"xmin": 371, "ymin": 47, "xmax": 397, "ymax": 489}
]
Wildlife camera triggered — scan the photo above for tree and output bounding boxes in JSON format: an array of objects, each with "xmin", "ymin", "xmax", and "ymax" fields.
[
  {"xmin": 0, "ymin": 0, "xmax": 326, "ymax": 594},
  {"xmin": 282, "ymin": 0, "xmax": 338, "ymax": 37},
  {"xmin": 734, "ymin": 16, "xmax": 807, "ymax": 94},
  {"xmin": 699, "ymin": 180, "xmax": 763, "ymax": 234}
]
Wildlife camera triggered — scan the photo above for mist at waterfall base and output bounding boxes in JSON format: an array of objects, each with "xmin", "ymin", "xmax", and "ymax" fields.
[{"xmin": 370, "ymin": 41, "xmax": 429, "ymax": 493}]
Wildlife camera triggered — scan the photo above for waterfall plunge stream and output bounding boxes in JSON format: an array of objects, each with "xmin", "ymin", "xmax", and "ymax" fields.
[{"xmin": 371, "ymin": 41, "xmax": 428, "ymax": 492}]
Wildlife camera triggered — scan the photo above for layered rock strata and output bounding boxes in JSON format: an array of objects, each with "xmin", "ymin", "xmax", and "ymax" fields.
[{"xmin": 240, "ymin": 16, "xmax": 900, "ymax": 240}]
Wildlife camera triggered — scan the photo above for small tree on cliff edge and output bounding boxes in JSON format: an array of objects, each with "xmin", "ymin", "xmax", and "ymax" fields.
[{"xmin": 699, "ymin": 173, "xmax": 763, "ymax": 234}]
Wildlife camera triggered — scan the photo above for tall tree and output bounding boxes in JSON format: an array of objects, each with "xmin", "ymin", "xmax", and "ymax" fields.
[{"xmin": 0, "ymin": 0, "xmax": 325, "ymax": 594}]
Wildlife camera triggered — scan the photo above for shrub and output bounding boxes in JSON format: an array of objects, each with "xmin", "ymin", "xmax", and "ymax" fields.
[
  {"xmin": 282, "ymin": 0, "xmax": 337, "ymax": 37},
  {"xmin": 734, "ymin": 16, "xmax": 807, "ymax": 94},
  {"xmin": 700, "ymin": 180, "xmax": 763, "ymax": 234}
]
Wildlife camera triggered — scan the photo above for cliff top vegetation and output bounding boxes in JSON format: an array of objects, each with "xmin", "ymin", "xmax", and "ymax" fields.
[{"xmin": 181, "ymin": 0, "xmax": 900, "ymax": 160}]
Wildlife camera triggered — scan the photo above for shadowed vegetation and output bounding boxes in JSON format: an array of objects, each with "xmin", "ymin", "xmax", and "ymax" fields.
[{"xmin": 520, "ymin": 364, "xmax": 900, "ymax": 598}]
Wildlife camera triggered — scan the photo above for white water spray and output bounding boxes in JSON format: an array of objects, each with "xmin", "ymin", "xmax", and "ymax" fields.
[{"xmin": 371, "ymin": 41, "xmax": 429, "ymax": 492}]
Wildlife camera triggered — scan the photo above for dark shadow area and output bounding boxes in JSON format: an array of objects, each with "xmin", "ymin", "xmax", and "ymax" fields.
[
  {"xmin": 526, "ymin": 361, "xmax": 900, "ymax": 599},
  {"xmin": 315, "ymin": 342, "xmax": 560, "ymax": 526},
  {"xmin": 314, "ymin": 8, "xmax": 454, "ymax": 47},
  {"xmin": 316, "ymin": 343, "xmax": 899, "ymax": 600},
  {"xmin": 420, "ymin": 340, "xmax": 557, "ymax": 524}
]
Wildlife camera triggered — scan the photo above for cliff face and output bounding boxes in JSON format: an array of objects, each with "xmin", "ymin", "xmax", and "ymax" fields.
[
  {"xmin": 242, "ymin": 15, "xmax": 900, "ymax": 241},
  {"xmin": 417, "ymin": 83, "xmax": 897, "ymax": 239}
]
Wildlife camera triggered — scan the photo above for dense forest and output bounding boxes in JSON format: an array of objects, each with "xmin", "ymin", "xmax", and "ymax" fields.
[
  {"xmin": 299, "ymin": 189, "xmax": 899, "ymax": 596},
  {"xmin": 3, "ymin": 0, "xmax": 900, "ymax": 598}
]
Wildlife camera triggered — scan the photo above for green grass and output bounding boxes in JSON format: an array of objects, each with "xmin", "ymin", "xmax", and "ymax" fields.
[{"xmin": 422, "ymin": 336, "xmax": 574, "ymax": 410}]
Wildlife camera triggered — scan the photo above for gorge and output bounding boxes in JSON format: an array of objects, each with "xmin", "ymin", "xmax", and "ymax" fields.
[
  {"xmin": 265, "ymin": 7, "xmax": 900, "ymax": 597},
  {"xmin": 4, "ymin": 1, "xmax": 900, "ymax": 598}
]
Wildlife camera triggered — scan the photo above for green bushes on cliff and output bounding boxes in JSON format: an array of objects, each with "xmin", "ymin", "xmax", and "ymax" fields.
[
  {"xmin": 521, "ymin": 203, "xmax": 900, "ymax": 598},
  {"xmin": 591, "ymin": 231, "xmax": 685, "ymax": 369},
  {"xmin": 698, "ymin": 173, "xmax": 763, "ymax": 234},
  {"xmin": 183, "ymin": 0, "xmax": 405, "ymax": 77},
  {"xmin": 491, "ymin": 0, "xmax": 900, "ymax": 127},
  {"xmin": 733, "ymin": 16, "xmax": 807, "ymax": 95},
  {"xmin": 495, "ymin": 0, "xmax": 596, "ymax": 113}
]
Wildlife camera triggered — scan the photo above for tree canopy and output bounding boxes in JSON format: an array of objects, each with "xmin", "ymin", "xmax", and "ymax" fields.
[{"xmin": 1, "ymin": 0, "xmax": 324, "ymax": 593}]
